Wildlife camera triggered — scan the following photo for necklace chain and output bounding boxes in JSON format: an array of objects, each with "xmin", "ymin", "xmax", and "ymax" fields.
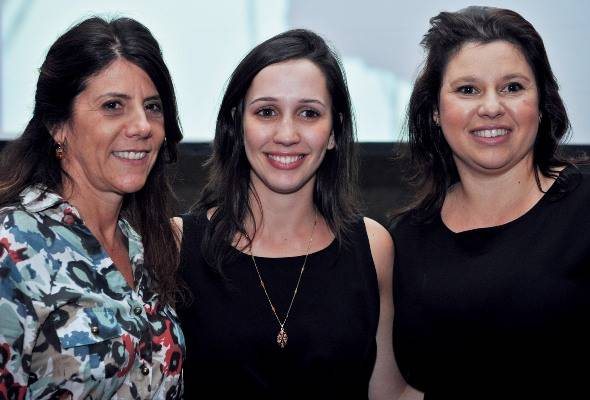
[{"xmin": 248, "ymin": 210, "xmax": 318, "ymax": 348}]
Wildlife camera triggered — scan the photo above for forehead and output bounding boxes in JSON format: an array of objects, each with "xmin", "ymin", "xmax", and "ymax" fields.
[
  {"xmin": 246, "ymin": 58, "xmax": 330, "ymax": 100},
  {"xmin": 443, "ymin": 40, "xmax": 534, "ymax": 82},
  {"xmin": 81, "ymin": 58, "xmax": 157, "ymax": 95}
]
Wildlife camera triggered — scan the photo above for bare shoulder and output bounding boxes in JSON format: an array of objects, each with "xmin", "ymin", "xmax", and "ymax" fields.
[
  {"xmin": 171, "ymin": 216, "xmax": 183, "ymax": 234},
  {"xmin": 171, "ymin": 217, "xmax": 183, "ymax": 250},
  {"xmin": 363, "ymin": 217, "xmax": 394, "ymax": 256},
  {"xmin": 363, "ymin": 217, "xmax": 394, "ymax": 283}
]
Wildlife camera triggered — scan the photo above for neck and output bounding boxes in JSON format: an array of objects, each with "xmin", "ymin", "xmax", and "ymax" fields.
[
  {"xmin": 443, "ymin": 156, "xmax": 553, "ymax": 230},
  {"xmin": 61, "ymin": 179, "xmax": 123, "ymax": 247},
  {"xmin": 245, "ymin": 178, "xmax": 319, "ymax": 255},
  {"xmin": 250, "ymin": 189, "xmax": 316, "ymax": 238}
]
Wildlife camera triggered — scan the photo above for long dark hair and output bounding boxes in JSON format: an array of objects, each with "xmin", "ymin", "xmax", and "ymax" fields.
[
  {"xmin": 0, "ymin": 17, "xmax": 183, "ymax": 305},
  {"xmin": 405, "ymin": 6, "xmax": 570, "ymax": 219},
  {"xmin": 195, "ymin": 29, "xmax": 360, "ymax": 274}
]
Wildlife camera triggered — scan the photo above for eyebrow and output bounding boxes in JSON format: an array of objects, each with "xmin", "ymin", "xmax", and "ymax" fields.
[
  {"xmin": 300, "ymin": 99, "xmax": 326, "ymax": 106},
  {"xmin": 449, "ymin": 76, "xmax": 477, "ymax": 84},
  {"xmin": 97, "ymin": 92, "xmax": 161, "ymax": 101},
  {"xmin": 502, "ymin": 73, "xmax": 532, "ymax": 83},
  {"xmin": 448, "ymin": 73, "xmax": 532, "ymax": 85},
  {"xmin": 248, "ymin": 96, "xmax": 326, "ymax": 107}
]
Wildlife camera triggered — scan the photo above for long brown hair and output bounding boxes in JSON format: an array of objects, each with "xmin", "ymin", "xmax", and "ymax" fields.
[
  {"xmin": 195, "ymin": 29, "xmax": 361, "ymax": 275},
  {"xmin": 0, "ymin": 17, "xmax": 183, "ymax": 305},
  {"xmin": 403, "ymin": 6, "xmax": 570, "ymax": 220}
]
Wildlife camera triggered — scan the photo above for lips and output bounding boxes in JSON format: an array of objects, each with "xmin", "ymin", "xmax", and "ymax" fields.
[
  {"xmin": 267, "ymin": 154, "xmax": 304, "ymax": 165},
  {"xmin": 265, "ymin": 153, "xmax": 306, "ymax": 170},
  {"xmin": 471, "ymin": 128, "xmax": 510, "ymax": 138},
  {"xmin": 112, "ymin": 151, "xmax": 148, "ymax": 160}
]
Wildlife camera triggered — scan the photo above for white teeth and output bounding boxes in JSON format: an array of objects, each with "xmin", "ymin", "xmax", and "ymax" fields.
[
  {"xmin": 267, "ymin": 154, "xmax": 303, "ymax": 164},
  {"xmin": 113, "ymin": 151, "xmax": 147, "ymax": 160},
  {"xmin": 472, "ymin": 129, "xmax": 509, "ymax": 138}
]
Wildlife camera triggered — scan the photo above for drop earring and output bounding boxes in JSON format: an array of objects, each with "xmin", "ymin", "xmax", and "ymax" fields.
[{"xmin": 55, "ymin": 139, "xmax": 66, "ymax": 160}]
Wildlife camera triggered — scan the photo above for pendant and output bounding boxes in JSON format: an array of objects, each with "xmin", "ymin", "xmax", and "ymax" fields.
[{"xmin": 276, "ymin": 327, "xmax": 288, "ymax": 348}]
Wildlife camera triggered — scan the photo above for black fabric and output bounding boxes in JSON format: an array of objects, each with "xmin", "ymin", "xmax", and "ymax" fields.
[
  {"xmin": 177, "ymin": 214, "xmax": 379, "ymax": 399},
  {"xmin": 391, "ymin": 165, "xmax": 590, "ymax": 399}
]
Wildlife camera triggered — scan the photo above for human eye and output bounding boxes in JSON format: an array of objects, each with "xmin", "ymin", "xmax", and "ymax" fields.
[
  {"xmin": 145, "ymin": 100, "xmax": 163, "ymax": 115},
  {"xmin": 102, "ymin": 100, "xmax": 123, "ymax": 112},
  {"xmin": 456, "ymin": 85, "xmax": 478, "ymax": 95},
  {"xmin": 255, "ymin": 107, "xmax": 277, "ymax": 118},
  {"xmin": 300, "ymin": 109, "xmax": 321, "ymax": 119},
  {"xmin": 502, "ymin": 82, "xmax": 524, "ymax": 93}
]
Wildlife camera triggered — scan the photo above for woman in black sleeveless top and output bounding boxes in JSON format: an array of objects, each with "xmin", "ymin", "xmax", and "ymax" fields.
[
  {"xmin": 174, "ymin": 30, "xmax": 407, "ymax": 399},
  {"xmin": 391, "ymin": 6, "xmax": 588, "ymax": 399}
]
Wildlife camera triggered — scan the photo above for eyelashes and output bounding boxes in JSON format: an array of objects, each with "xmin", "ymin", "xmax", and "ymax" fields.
[
  {"xmin": 102, "ymin": 100, "xmax": 123, "ymax": 111},
  {"xmin": 454, "ymin": 81, "xmax": 526, "ymax": 95},
  {"xmin": 254, "ymin": 107, "xmax": 322, "ymax": 119},
  {"xmin": 100, "ymin": 99, "xmax": 163, "ymax": 116},
  {"xmin": 144, "ymin": 101, "xmax": 163, "ymax": 114},
  {"xmin": 503, "ymin": 82, "xmax": 524, "ymax": 93},
  {"xmin": 255, "ymin": 107, "xmax": 277, "ymax": 118},
  {"xmin": 456, "ymin": 85, "xmax": 477, "ymax": 95}
]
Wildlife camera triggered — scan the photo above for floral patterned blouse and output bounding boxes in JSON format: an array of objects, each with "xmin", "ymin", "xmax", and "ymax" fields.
[{"xmin": 0, "ymin": 186, "xmax": 184, "ymax": 399}]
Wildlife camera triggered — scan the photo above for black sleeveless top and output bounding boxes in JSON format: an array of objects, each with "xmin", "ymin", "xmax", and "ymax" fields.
[
  {"xmin": 177, "ymin": 214, "xmax": 379, "ymax": 399},
  {"xmin": 392, "ymin": 166, "xmax": 590, "ymax": 399}
]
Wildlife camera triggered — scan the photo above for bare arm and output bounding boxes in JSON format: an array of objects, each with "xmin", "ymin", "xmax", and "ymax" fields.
[{"xmin": 365, "ymin": 217, "xmax": 424, "ymax": 400}]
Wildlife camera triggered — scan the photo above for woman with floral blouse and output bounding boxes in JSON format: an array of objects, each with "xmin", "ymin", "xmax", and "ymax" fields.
[{"xmin": 0, "ymin": 17, "xmax": 184, "ymax": 399}]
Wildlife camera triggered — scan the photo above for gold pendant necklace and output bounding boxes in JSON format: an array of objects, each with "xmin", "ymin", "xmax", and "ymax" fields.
[{"xmin": 248, "ymin": 210, "xmax": 318, "ymax": 348}]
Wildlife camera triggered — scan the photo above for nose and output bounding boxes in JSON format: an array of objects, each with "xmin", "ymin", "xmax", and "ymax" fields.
[
  {"xmin": 477, "ymin": 91, "xmax": 505, "ymax": 119},
  {"xmin": 273, "ymin": 116, "xmax": 300, "ymax": 146},
  {"xmin": 126, "ymin": 106, "xmax": 152, "ymax": 138}
]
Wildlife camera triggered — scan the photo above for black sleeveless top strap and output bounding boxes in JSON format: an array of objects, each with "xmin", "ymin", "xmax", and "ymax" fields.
[{"xmin": 177, "ymin": 213, "xmax": 379, "ymax": 399}]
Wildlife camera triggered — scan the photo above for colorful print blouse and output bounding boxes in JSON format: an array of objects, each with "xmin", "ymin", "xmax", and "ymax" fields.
[{"xmin": 0, "ymin": 186, "xmax": 184, "ymax": 399}]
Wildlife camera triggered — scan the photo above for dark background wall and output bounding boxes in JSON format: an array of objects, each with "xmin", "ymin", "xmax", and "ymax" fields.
[
  {"xmin": 1, "ymin": 141, "xmax": 587, "ymax": 226},
  {"xmin": 166, "ymin": 143, "xmax": 589, "ymax": 226},
  {"xmin": 170, "ymin": 143, "xmax": 415, "ymax": 226}
]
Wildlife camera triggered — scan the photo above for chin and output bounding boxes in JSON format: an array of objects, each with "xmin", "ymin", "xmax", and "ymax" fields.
[
  {"xmin": 471, "ymin": 161, "xmax": 518, "ymax": 175},
  {"xmin": 260, "ymin": 179, "xmax": 307, "ymax": 195},
  {"xmin": 114, "ymin": 178, "xmax": 150, "ymax": 195}
]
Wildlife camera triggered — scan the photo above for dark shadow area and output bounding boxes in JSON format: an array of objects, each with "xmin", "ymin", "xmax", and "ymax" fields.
[
  {"xmin": 165, "ymin": 142, "xmax": 590, "ymax": 225},
  {"xmin": 1, "ymin": 141, "xmax": 587, "ymax": 226}
]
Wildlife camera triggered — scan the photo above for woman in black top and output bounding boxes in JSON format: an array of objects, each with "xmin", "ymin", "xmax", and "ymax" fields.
[
  {"xmin": 175, "ymin": 29, "xmax": 406, "ymax": 399},
  {"xmin": 391, "ymin": 6, "xmax": 589, "ymax": 399}
]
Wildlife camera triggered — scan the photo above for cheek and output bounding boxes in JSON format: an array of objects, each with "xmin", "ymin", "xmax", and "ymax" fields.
[
  {"xmin": 243, "ymin": 116, "xmax": 259, "ymax": 144},
  {"xmin": 152, "ymin": 122, "xmax": 166, "ymax": 147},
  {"xmin": 306, "ymin": 120, "xmax": 334, "ymax": 148},
  {"xmin": 510, "ymin": 98, "xmax": 539, "ymax": 130},
  {"xmin": 242, "ymin": 122, "xmax": 258, "ymax": 166},
  {"xmin": 243, "ymin": 117, "xmax": 273, "ymax": 152},
  {"xmin": 439, "ymin": 96, "xmax": 473, "ymax": 134},
  {"xmin": 67, "ymin": 131, "xmax": 105, "ymax": 165}
]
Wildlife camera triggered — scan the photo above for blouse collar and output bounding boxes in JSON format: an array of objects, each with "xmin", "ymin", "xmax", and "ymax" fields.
[{"xmin": 19, "ymin": 184, "xmax": 144, "ymax": 268}]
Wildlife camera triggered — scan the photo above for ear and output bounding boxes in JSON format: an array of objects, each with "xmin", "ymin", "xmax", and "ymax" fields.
[
  {"xmin": 50, "ymin": 122, "xmax": 69, "ymax": 144},
  {"xmin": 327, "ymin": 113, "xmax": 342, "ymax": 151},
  {"xmin": 433, "ymin": 110, "xmax": 440, "ymax": 126},
  {"xmin": 327, "ymin": 131, "xmax": 336, "ymax": 150}
]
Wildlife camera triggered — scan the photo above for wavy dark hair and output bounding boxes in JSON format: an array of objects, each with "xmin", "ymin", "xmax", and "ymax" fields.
[
  {"xmin": 0, "ymin": 17, "xmax": 183, "ymax": 305},
  {"xmin": 195, "ymin": 29, "xmax": 360, "ymax": 274},
  {"xmin": 405, "ymin": 6, "xmax": 570, "ymax": 218}
]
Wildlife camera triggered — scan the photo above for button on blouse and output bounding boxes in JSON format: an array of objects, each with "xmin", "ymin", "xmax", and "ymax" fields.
[{"xmin": 0, "ymin": 186, "xmax": 185, "ymax": 399}]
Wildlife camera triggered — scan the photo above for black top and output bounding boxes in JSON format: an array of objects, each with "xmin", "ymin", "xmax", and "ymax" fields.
[
  {"xmin": 391, "ymin": 165, "xmax": 590, "ymax": 399},
  {"xmin": 177, "ymin": 213, "xmax": 379, "ymax": 399}
]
